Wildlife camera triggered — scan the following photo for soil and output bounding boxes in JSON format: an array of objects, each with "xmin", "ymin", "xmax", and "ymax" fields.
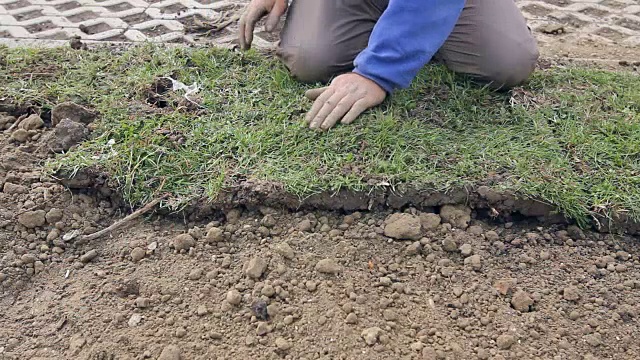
[{"xmin": 1, "ymin": 62, "xmax": 640, "ymax": 359}]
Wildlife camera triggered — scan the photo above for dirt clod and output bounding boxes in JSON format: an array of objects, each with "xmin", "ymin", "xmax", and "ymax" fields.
[
  {"xmin": 131, "ymin": 247, "xmax": 146, "ymax": 262},
  {"xmin": 10, "ymin": 129, "xmax": 29, "ymax": 142},
  {"xmin": 315, "ymin": 258, "xmax": 342, "ymax": 274},
  {"xmin": 274, "ymin": 242, "xmax": 294, "ymax": 260},
  {"xmin": 17, "ymin": 210, "xmax": 46, "ymax": 228},
  {"xmin": 226, "ymin": 290, "xmax": 242, "ymax": 306},
  {"xmin": 563, "ymin": 286, "xmax": 581, "ymax": 302},
  {"xmin": 384, "ymin": 213, "xmax": 423, "ymax": 240},
  {"xmin": 157, "ymin": 345, "xmax": 181, "ymax": 360},
  {"xmin": 497, "ymin": 334, "xmax": 516, "ymax": 350},
  {"xmin": 511, "ymin": 290, "xmax": 534, "ymax": 312},
  {"xmin": 245, "ymin": 257, "xmax": 268, "ymax": 279},
  {"xmin": 464, "ymin": 254, "xmax": 482, "ymax": 270},
  {"xmin": 20, "ymin": 114, "xmax": 44, "ymax": 130},
  {"xmin": 51, "ymin": 101, "xmax": 97, "ymax": 126},
  {"xmin": 439, "ymin": 205, "xmax": 471, "ymax": 229},
  {"xmin": 275, "ymin": 337, "xmax": 291, "ymax": 351},
  {"xmin": 80, "ymin": 249, "xmax": 98, "ymax": 263},
  {"xmin": 362, "ymin": 327, "xmax": 382, "ymax": 346},
  {"xmin": 420, "ymin": 213, "xmax": 441, "ymax": 231},
  {"xmin": 172, "ymin": 234, "xmax": 195, "ymax": 251},
  {"xmin": 47, "ymin": 118, "xmax": 89, "ymax": 152}
]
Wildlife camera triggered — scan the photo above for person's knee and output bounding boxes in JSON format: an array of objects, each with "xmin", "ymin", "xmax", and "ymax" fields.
[
  {"xmin": 480, "ymin": 42, "xmax": 540, "ymax": 90},
  {"xmin": 278, "ymin": 43, "xmax": 347, "ymax": 84}
]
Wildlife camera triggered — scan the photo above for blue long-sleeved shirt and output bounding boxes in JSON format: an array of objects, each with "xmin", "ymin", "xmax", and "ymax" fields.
[{"xmin": 353, "ymin": 0, "xmax": 465, "ymax": 93}]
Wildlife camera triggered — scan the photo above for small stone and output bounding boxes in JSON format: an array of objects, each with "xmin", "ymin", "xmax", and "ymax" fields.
[
  {"xmin": 251, "ymin": 299, "xmax": 269, "ymax": 321},
  {"xmin": 205, "ymin": 227, "xmax": 224, "ymax": 243},
  {"xmin": 128, "ymin": 314, "xmax": 142, "ymax": 327},
  {"xmin": 467, "ymin": 225, "xmax": 483, "ymax": 235},
  {"xmin": 45, "ymin": 208, "xmax": 64, "ymax": 224},
  {"xmin": 569, "ymin": 310, "xmax": 580, "ymax": 321},
  {"xmin": 315, "ymin": 258, "xmax": 342, "ymax": 274},
  {"xmin": 615, "ymin": 264, "xmax": 627, "ymax": 273},
  {"xmin": 595, "ymin": 256, "xmax": 615, "ymax": 268},
  {"xmin": 383, "ymin": 309, "xmax": 398, "ymax": 321},
  {"xmin": 496, "ymin": 334, "xmax": 516, "ymax": 350},
  {"xmin": 318, "ymin": 316, "xmax": 327, "ymax": 325},
  {"xmin": 226, "ymin": 290, "xmax": 242, "ymax": 306},
  {"xmin": 135, "ymin": 297, "xmax": 151, "ymax": 308},
  {"xmin": 423, "ymin": 347, "xmax": 437, "ymax": 359},
  {"xmin": 567, "ymin": 225, "xmax": 585, "ymax": 240},
  {"xmin": 245, "ymin": 257, "xmax": 268, "ymax": 279},
  {"xmin": 405, "ymin": 241, "xmax": 422, "ymax": 256},
  {"xmin": 384, "ymin": 213, "xmax": 423, "ymax": 240},
  {"xmin": 197, "ymin": 305, "xmax": 208, "ymax": 316},
  {"xmin": 80, "ymin": 249, "xmax": 98, "ymax": 263},
  {"xmin": 130, "ymin": 247, "xmax": 145, "ymax": 262},
  {"xmin": 410, "ymin": 342, "xmax": 424, "ymax": 352},
  {"xmin": 20, "ymin": 114, "xmax": 44, "ymax": 130},
  {"xmin": 172, "ymin": 234, "xmax": 195, "ymax": 251},
  {"xmin": 274, "ymin": 242, "xmax": 295, "ymax": 260},
  {"xmin": 442, "ymin": 238, "xmax": 458, "ymax": 252},
  {"xmin": 275, "ymin": 337, "xmax": 291, "ymax": 351},
  {"xmin": 51, "ymin": 101, "xmax": 97, "ymax": 126},
  {"xmin": 261, "ymin": 284, "xmax": 276, "ymax": 297},
  {"xmin": 459, "ymin": 243, "xmax": 473, "ymax": 256},
  {"xmin": 420, "ymin": 213, "xmax": 441, "ymax": 231},
  {"xmin": 11, "ymin": 129, "xmax": 29, "ymax": 142},
  {"xmin": 585, "ymin": 333, "xmax": 602, "ymax": 347},
  {"xmin": 17, "ymin": 210, "xmax": 46, "ymax": 228},
  {"xmin": 379, "ymin": 277, "xmax": 392, "ymax": 287},
  {"xmin": 439, "ymin": 205, "xmax": 471, "ymax": 229},
  {"xmin": 283, "ymin": 315, "xmax": 294, "ymax": 325},
  {"xmin": 563, "ymin": 286, "xmax": 581, "ymax": 302},
  {"xmin": 297, "ymin": 219, "xmax": 312, "ymax": 232},
  {"xmin": 361, "ymin": 327, "xmax": 382, "ymax": 346},
  {"xmin": 305, "ymin": 280, "xmax": 318, "ymax": 292},
  {"xmin": 485, "ymin": 231, "xmax": 499, "ymax": 241},
  {"xmin": 464, "ymin": 254, "xmax": 482, "ymax": 270},
  {"xmin": 175, "ymin": 327, "xmax": 187, "ymax": 338},
  {"xmin": 540, "ymin": 251, "xmax": 550, "ymax": 260},
  {"xmin": 21, "ymin": 253, "xmax": 37, "ymax": 264},
  {"xmin": 256, "ymin": 322, "xmax": 271, "ymax": 336},
  {"xmin": 345, "ymin": 313, "xmax": 358, "ymax": 324},
  {"xmin": 494, "ymin": 279, "xmax": 515, "ymax": 295},
  {"xmin": 511, "ymin": 291, "xmax": 534, "ymax": 312},
  {"xmin": 188, "ymin": 268, "xmax": 203, "ymax": 280},
  {"xmin": 3, "ymin": 182, "xmax": 28, "ymax": 194}
]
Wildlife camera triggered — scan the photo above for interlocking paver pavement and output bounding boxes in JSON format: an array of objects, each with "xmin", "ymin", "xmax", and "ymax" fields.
[{"xmin": 1, "ymin": 0, "xmax": 640, "ymax": 55}]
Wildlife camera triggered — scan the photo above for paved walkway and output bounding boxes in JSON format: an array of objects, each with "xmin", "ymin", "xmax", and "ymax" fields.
[{"xmin": 1, "ymin": 0, "xmax": 640, "ymax": 57}]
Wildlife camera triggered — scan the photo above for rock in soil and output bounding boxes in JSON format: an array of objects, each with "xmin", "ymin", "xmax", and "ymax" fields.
[
  {"xmin": 275, "ymin": 337, "xmax": 291, "ymax": 351},
  {"xmin": 383, "ymin": 213, "xmax": 423, "ymax": 240},
  {"xmin": 19, "ymin": 114, "xmax": 44, "ymax": 130},
  {"xmin": 47, "ymin": 118, "xmax": 89, "ymax": 152},
  {"xmin": 511, "ymin": 290, "xmax": 534, "ymax": 312},
  {"xmin": 245, "ymin": 257, "xmax": 268, "ymax": 279},
  {"xmin": 315, "ymin": 258, "xmax": 342, "ymax": 274},
  {"xmin": 172, "ymin": 234, "xmax": 195, "ymax": 251},
  {"xmin": 51, "ymin": 101, "xmax": 97, "ymax": 126},
  {"xmin": 130, "ymin": 247, "xmax": 146, "ymax": 262},
  {"xmin": 361, "ymin": 327, "xmax": 382, "ymax": 346},
  {"xmin": 80, "ymin": 249, "xmax": 98, "ymax": 263},
  {"xmin": 274, "ymin": 242, "xmax": 295, "ymax": 260},
  {"xmin": 420, "ymin": 213, "xmax": 441, "ymax": 231},
  {"xmin": 17, "ymin": 210, "xmax": 46, "ymax": 228},
  {"xmin": 205, "ymin": 227, "xmax": 224, "ymax": 243},
  {"xmin": 11, "ymin": 129, "xmax": 29, "ymax": 142},
  {"xmin": 497, "ymin": 334, "xmax": 516, "ymax": 350},
  {"xmin": 563, "ymin": 286, "xmax": 581, "ymax": 302},
  {"xmin": 226, "ymin": 290, "xmax": 242, "ymax": 306},
  {"xmin": 439, "ymin": 205, "xmax": 471, "ymax": 229},
  {"xmin": 157, "ymin": 345, "xmax": 181, "ymax": 360}
]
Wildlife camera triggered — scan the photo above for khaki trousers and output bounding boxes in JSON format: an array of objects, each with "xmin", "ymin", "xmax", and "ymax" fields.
[{"xmin": 277, "ymin": 0, "xmax": 540, "ymax": 90}]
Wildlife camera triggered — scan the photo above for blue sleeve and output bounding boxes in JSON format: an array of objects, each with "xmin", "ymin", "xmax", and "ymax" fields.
[{"xmin": 353, "ymin": 0, "xmax": 465, "ymax": 93}]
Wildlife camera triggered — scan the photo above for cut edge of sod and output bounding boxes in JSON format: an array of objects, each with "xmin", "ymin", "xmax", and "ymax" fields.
[{"xmin": 1, "ymin": 44, "xmax": 639, "ymax": 232}]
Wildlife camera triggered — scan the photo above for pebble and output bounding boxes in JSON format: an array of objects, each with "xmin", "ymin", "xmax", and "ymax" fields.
[
  {"xmin": 197, "ymin": 305, "xmax": 208, "ymax": 316},
  {"xmin": 80, "ymin": 250, "xmax": 98, "ymax": 263},
  {"xmin": 21, "ymin": 253, "xmax": 37, "ymax": 264},
  {"xmin": 275, "ymin": 337, "xmax": 291, "ymax": 351},
  {"xmin": 11, "ymin": 129, "xmax": 29, "ymax": 142},
  {"xmin": 315, "ymin": 258, "xmax": 342, "ymax": 274},
  {"xmin": 511, "ymin": 291, "xmax": 534, "ymax": 312},
  {"xmin": 226, "ymin": 290, "xmax": 242, "ymax": 306},
  {"xmin": 569, "ymin": 310, "xmax": 580, "ymax": 320},
  {"xmin": 17, "ymin": 210, "xmax": 46, "ymax": 228},
  {"xmin": 442, "ymin": 238, "xmax": 458, "ymax": 252},
  {"xmin": 175, "ymin": 327, "xmax": 187, "ymax": 338},
  {"xmin": 383, "ymin": 309, "xmax": 398, "ymax": 321},
  {"xmin": 540, "ymin": 251, "xmax": 550, "ymax": 260},
  {"xmin": 206, "ymin": 227, "xmax": 224, "ymax": 243},
  {"xmin": 384, "ymin": 213, "xmax": 423, "ymax": 240},
  {"xmin": 485, "ymin": 231, "xmax": 499, "ymax": 241},
  {"xmin": 345, "ymin": 313, "xmax": 358, "ymax": 324},
  {"xmin": 130, "ymin": 247, "xmax": 145, "ymax": 262},
  {"xmin": 135, "ymin": 297, "xmax": 151, "ymax": 308},
  {"xmin": 297, "ymin": 219, "xmax": 312, "ymax": 232},
  {"xmin": 128, "ymin": 314, "xmax": 142, "ymax": 327},
  {"xmin": 464, "ymin": 254, "xmax": 482, "ymax": 270},
  {"xmin": 496, "ymin": 334, "xmax": 516, "ymax": 350},
  {"xmin": 305, "ymin": 280, "xmax": 318, "ymax": 292},
  {"xmin": 245, "ymin": 257, "xmax": 268, "ymax": 279},
  {"xmin": 585, "ymin": 333, "xmax": 602, "ymax": 347},
  {"xmin": 361, "ymin": 327, "xmax": 382, "ymax": 346},
  {"xmin": 439, "ymin": 205, "xmax": 471, "ymax": 229},
  {"xmin": 256, "ymin": 322, "xmax": 271, "ymax": 336},
  {"xmin": 188, "ymin": 268, "xmax": 203, "ymax": 280},
  {"xmin": 459, "ymin": 243, "xmax": 473, "ymax": 256},
  {"xmin": 405, "ymin": 241, "xmax": 422, "ymax": 256},
  {"xmin": 563, "ymin": 286, "xmax": 581, "ymax": 302},
  {"xmin": 283, "ymin": 315, "xmax": 294, "ymax": 325},
  {"xmin": 274, "ymin": 242, "xmax": 295, "ymax": 260},
  {"xmin": 172, "ymin": 234, "xmax": 195, "ymax": 251},
  {"xmin": 45, "ymin": 208, "xmax": 64, "ymax": 224},
  {"xmin": 261, "ymin": 284, "xmax": 275, "ymax": 297}
]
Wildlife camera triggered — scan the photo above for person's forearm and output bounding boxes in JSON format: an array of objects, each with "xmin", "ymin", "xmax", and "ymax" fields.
[{"xmin": 353, "ymin": 0, "xmax": 465, "ymax": 93}]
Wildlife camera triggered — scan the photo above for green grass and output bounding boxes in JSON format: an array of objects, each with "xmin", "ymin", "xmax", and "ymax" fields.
[{"xmin": 1, "ymin": 45, "xmax": 639, "ymax": 225}]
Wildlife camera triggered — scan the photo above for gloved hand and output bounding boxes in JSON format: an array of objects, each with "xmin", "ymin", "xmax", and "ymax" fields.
[
  {"xmin": 305, "ymin": 73, "xmax": 387, "ymax": 131},
  {"xmin": 238, "ymin": 0, "xmax": 288, "ymax": 50}
]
